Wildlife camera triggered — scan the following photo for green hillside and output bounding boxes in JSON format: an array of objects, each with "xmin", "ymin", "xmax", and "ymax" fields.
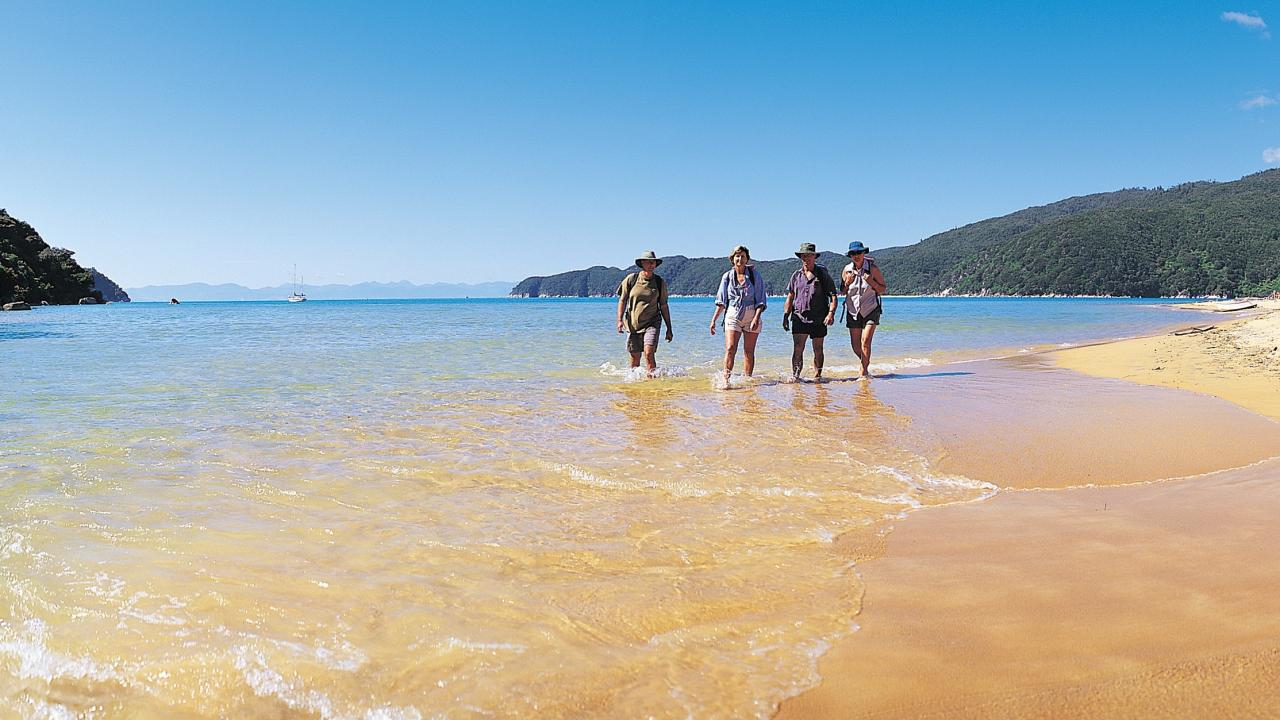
[
  {"xmin": 0, "ymin": 209, "xmax": 102, "ymax": 305},
  {"xmin": 512, "ymin": 169, "xmax": 1280, "ymax": 298},
  {"xmin": 915, "ymin": 172, "xmax": 1280, "ymax": 296},
  {"xmin": 511, "ymin": 252, "xmax": 855, "ymax": 299}
]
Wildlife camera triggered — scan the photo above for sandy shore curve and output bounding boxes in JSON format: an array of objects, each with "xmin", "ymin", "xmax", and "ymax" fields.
[{"xmin": 776, "ymin": 300, "xmax": 1280, "ymax": 718}]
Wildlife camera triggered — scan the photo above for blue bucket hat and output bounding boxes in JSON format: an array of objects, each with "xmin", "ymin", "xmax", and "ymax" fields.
[{"xmin": 847, "ymin": 241, "xmax": 869, "ymax": 256}]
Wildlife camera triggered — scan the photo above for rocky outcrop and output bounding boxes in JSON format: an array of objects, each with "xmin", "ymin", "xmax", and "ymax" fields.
[
  {"xmin": 90, "ymin": 269, "xmax": 130, "ymax": 302},
  {"xmin": 0, "ymin": 209, "xmax": 105, "ymax": 305},
  {"xmin": 2, "ymin": 301, "xmax": 31, "ymax": 311}
]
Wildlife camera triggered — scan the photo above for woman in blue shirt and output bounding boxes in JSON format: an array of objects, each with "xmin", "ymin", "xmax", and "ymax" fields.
[{"xmin": 710, "ymin": 245, "xmax": 768, "ymax": 384}]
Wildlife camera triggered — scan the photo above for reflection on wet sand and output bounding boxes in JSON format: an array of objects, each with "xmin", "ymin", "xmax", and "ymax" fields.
[
  {"xmin": 612, "ymin": 384, "xmax": 684, "ymax": 450},
  {"xmin": 874, "ymin": 356, "xmax": 1280, "ymax": 488}
]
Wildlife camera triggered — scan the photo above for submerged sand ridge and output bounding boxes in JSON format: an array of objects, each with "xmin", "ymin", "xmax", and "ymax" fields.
[
  {"xmin": 778, "ymin": 301, "xmax": 1280, "ymax": 719},
  {"xmin": 870, "ymin": 355, "xmax": 1280, "ymax": 489}
]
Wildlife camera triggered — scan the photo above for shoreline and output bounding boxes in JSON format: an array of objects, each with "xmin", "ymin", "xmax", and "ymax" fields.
[
  {"xmin": 510, "ymin": 293, "xmax": 1247, "ymax": 300},
  {"xmin": 775, "ymin": 302, "xmax": 1280, "ymax": 718},
  {"xmin": 1054, "ymin": 299, "xmax": 1280, "ymax": 419}
]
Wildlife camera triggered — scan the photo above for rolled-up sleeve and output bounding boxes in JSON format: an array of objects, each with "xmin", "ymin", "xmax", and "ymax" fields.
[
  {"xmin": 715, "ymin": 272, "xmax": 730, "ymax": 307},
  {"xmin": 753, "ymin": 272, "xmax": 768, "ymax": 309}
]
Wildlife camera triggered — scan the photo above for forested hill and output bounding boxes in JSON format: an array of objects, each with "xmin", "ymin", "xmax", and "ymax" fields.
[
  {"xmin": 0, "ymin": 209, "xmax": 104, "ymax": 305},
  {"xmin": 512, "ymin": 169, "xmax": 1280, "ymax": 298},
  {"xmin": 510, "ymin": 252, "xmax": 856, "ymax": 299}
]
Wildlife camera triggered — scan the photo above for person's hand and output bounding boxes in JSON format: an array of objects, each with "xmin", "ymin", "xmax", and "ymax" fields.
[
  {"xmin": 782, "ymin": 315, "xmax": 790, "ymax": 331},
  {"xmin": 749, "ymin": 317, "xmax": 761, "ymax": 333},
  {"xmin": 710, "ymin": 320, "xmax": 717, "ymax": 336},
  {"xmin": 825, "ymin": 311, "xmax": 836, "ymax": 326},
  {"xmin": 665, "ymin": 328, "xmax": 674, "ymax": 343},
  {"xmin": 617, "ymin": 319, "xmax": 624, "ymax": 334}
]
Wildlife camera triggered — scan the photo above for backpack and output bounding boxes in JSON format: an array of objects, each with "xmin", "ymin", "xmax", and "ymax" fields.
[
  {"xmin": 620, "ymin": 272, "xmax": 665, "ymax": 332},
  {"xmin": 842, "ymin": 257, "xmax": 881, "ymax": 320}
]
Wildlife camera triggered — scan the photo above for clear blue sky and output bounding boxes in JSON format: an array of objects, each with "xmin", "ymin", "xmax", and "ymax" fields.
[{"xmin": 2, "ymin": 1, "xmax": 1277, "ymax": 287}]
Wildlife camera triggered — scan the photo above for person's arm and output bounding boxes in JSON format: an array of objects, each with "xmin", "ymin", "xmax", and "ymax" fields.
[
  {"xmin": 823, "ymin": 269, "xmax": 838, "ymax": 326},
  {"xmin": 715, "ymin": 272, "xmax": 730, "ymax": 308},
  {"xmin": 661, "ymin": 281, "xmax": 673, "ymax": 342},
  {"xmin": 869, "ymin": 264, "xmax": 887, "ymax": 294},
  {"xmin": 782, "ymin": 290, "xmax": 794, "ymax": 330},
  {"xmin": 750, "ymin": 272, "xmax": 767, "ymax": 332},
  {"xmin": 616, "ymin": 278, "xmax": 628, "ymax": 333},
  {"xmin": 711, "ymin": 272, "xmax": 729, "ymax": 335}
]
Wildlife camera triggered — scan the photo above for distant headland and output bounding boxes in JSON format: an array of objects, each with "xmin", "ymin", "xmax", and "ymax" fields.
[
  {"xmin": 126, "ymin": 281, "xmax": 516, "ymax": 302},
  {"xmin": 0, "ymin": 209, "xmax": 127, "ymax": 306}
]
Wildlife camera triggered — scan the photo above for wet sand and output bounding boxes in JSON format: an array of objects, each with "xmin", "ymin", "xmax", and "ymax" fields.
[
  {"xmin": 777, "ymin": 301, "xmax": 1280, "ymax": 718},
  {"xmin": 879, "ymin": 354, "xmax": 1280, "ymax": 489}
]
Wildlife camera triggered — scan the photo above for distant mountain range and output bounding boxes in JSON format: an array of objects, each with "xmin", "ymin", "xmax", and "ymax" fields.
[
  {"xmin": 513, "ymin": 169, "xmax": 1280, "ymax": 298},
  {"xmin": 128, "ymin": 280, "xmax": 515, "ymax": 302}
]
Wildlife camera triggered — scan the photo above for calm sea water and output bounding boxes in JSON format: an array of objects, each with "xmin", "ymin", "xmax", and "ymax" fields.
[{"xmin": 0, "ymin": 298, "xmax": 1203, "ymax": 718}]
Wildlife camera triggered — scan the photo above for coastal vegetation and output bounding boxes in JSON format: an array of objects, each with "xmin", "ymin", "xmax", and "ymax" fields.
[
  {"xmin": 0, "ymin": 209, "xmax": 111, "ymax": 305},
  {"xmin": 512, "ymin": 169, "xmax": 1280, "ymax": 298}
]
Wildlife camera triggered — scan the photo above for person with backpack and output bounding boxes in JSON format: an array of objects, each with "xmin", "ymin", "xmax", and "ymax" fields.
[
  {"xmin": 616, "ymin": 250, "xmax": 673, "ymax": 376},
  {"xmin": 841, "ymin": 241, "xmax": 888, "ymax": 379},
  {"xmin": 710, "ymin": 245, "xmax": 768, "ymax": 384},
  {"xmin": 782, "ymin": 243, "xmax": 838, "ymax": 381}
]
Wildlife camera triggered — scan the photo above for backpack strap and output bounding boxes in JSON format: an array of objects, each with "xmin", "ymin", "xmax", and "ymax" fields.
[
  {"xmin": 817, "ymin": 265, "xmax": 837, "ymax": 297},
  {"xmin": 621, "ymin": 273, "xmax": 639, "ymax": 332}
]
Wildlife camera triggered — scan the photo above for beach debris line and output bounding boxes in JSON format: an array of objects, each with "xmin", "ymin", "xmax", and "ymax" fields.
[
  {"xmin": 1172, "ymin": 326, "xmax": 1215, "ymax": 336},
  {"xmin": 1203, "ymin": 301, "xmax": 1258, "ymax": 312}
]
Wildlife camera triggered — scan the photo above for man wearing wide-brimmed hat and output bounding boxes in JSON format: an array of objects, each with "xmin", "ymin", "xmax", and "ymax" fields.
[
  {"xmin": 616, "ymin": 251, "xmax": 674, "ymax": 376},
  {"xmin": 782, "ymin": 242, "xmax": 838, "ymax": 381}
]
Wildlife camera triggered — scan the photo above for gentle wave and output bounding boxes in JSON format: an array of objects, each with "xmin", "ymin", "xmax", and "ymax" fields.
[{"xmin": 0, "ymin": 298, "xmax": 1200, "ymax": 717}]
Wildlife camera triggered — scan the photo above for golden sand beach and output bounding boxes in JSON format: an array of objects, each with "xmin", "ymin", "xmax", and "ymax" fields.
[{"xmin": 777, "ymin": 301, "xmax": 1280, "ymax": 718}]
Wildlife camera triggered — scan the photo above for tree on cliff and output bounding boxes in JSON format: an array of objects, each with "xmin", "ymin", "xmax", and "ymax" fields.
[{"xmin": 0, "ymin": 209, "xmax": 103, "ymax": 305}]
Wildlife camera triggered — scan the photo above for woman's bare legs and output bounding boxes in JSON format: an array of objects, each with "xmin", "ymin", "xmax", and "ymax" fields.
[
  {"xmin": 722, "ymin": 328, "xmax": 742, "ymax": 380},
  {"xmin": 859, "ymin": 323, "xmax": 877, "ymax": 377},
  {"xmin": 742, "ymin": 329, "xmax": 760, "ymax": 377}
]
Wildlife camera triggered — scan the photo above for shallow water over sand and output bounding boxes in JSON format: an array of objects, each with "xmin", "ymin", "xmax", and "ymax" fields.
[{"xmin": 0, "ymin": 298, "xmax": 1247, "ymax": 718}]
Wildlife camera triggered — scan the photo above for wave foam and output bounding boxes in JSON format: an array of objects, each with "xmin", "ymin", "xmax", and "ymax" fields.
[
  {"xmin": 0, "ymin": 619, "xmax": 126, "ymax": 685},
  {"xmin": 599, "ymin": 362, "xmax": 692, "ymax": 382},
  {"xmin": 0, "ymin": 528, "xmax": 31, "ymax": 559},
  {"xmin": 234, "ymin": 646, "xmax": 421, "ymax": 720},
  {"xmin": 545, "ymin": 461, "xmax": 711, "ymax": 498}
]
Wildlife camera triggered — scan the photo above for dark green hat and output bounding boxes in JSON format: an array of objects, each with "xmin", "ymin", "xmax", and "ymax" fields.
[
  {"xmin": 635, "ymin": 250, "xmax": 663, "ymax": 267},
  {"xmin": 795, "ymin": 242, "xmax": 818, "ymax": 257}
]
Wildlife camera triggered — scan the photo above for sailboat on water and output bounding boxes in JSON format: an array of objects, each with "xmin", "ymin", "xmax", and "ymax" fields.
[{"xmin": 287, "ymin": 266, "xmax": 307, "ymax": 302}]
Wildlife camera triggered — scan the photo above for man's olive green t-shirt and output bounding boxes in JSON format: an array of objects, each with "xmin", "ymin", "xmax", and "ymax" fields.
[{"xmin": 618, "ymin": 273, "xmax": 668, "ymax": 331}]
